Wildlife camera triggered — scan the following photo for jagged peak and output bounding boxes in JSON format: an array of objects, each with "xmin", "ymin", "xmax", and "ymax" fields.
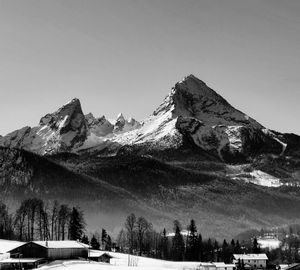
[
  {"xmin": 152, "ymin": 75, "xmax": 263, "ymax": 129},
  {"xmin": 179, "ymin": 74, "xmax": 205, "ymax": 84},
  {"xmin": 63, "ymin": 97, "xmax": 81, "ymax": 106},
  {"xmin": 174, "ymin": 74, "xmax": 223, "ymax": 100},
  {"xmin": 39, "ymin": 98, "xmax": 85, "ymax": 128},
  {"xmin": 116, "ymin": 113, "xmax": 125, "ymax": 122},
  {"xmin": 58, "ymin": 98, "xmax": 82, "ymax": 113}
]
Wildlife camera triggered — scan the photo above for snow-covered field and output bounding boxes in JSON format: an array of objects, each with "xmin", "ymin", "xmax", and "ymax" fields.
[
  {"xmin": 227, "ymin": 165, "xmax": 282, "ymax": 187},
  {"xmin": 39, "ymin": 252, "xmax": 201, "ymax": 270}
]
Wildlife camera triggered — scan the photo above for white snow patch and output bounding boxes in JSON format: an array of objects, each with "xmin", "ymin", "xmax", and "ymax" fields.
[
  {"xmin": 248, "ymin": 170, "xmax": 282, "ymax": 187},
  {"xmin": 273, "ymin": 137, "xmax": 287, "ymax": 156},
  {"xmin": 257, "ymin": 237, "xmax": 281, "ymax": 250}
]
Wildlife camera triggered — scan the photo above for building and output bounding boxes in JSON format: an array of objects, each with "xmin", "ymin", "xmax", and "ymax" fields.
[
  {"xmin": 199, "ymin": 262, "xmax": 236, "ymax": 270},
  {"xmin": 0, "ymin": 239, "xmax": 27, "ymax": 270},
  {"xmin": 0, "ymin": 258, "xmax": 45, "ymax": 270},
  {"xmin": 88, "ymin": 250, "xmax": 114, "ymax": 263},
  {"xmin": 233, "ymin": 254, "xmax": 268, "ymax": 269},
  {"xmin": 8, "ymin": 241, "xmax": 89, "ymax": 260}
]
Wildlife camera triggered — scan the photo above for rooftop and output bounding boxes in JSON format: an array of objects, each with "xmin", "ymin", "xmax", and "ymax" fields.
[
  {"xmin": 33, "ymin": 240, "xmax": 89, "ymax": 249},
  {"xmin": 0, "ymin": 239, "xmax": 25, "ymax": 253},
  {"xmin": 233, "ymin": 254, "xmax": 268, "ymax": 260}
]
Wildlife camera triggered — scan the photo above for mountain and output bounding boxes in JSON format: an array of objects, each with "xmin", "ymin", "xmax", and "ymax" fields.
[
  {"xmin": 1, "ymin": 74, "xmax": 300, "ymax": 238},
  {"xmin": 0, "ymin": 99, "xmax": 141, "ymax": 155},
  {"xmin": 0, "ymin": 75, "xmax": 291, "ymax": 162}
]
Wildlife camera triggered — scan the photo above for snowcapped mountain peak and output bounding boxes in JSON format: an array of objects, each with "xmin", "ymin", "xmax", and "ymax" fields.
[
  {"xmin": 0, "ymin": 75, "xmax": 290, "ymax": 161},
  {"xmin": 152, "ymin": 74, "xmax": 263, "ymax": 129},
  {"xmin": 39, "ymin": 97, "xmax": 84, "ymax": 128},
  {"xmin": 113, "ymin": 113, "xmax": 141, "ymax": 133},
  {"xmin": 116, "ymin": 113, "xmax": 125, "ymax": 122},
  {"xmin": 176, "ymin": 74, "xmax": 219, "ymax": 97}
]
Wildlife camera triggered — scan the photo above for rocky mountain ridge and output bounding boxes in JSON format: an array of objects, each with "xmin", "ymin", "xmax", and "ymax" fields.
[{"xmin": 0, "ymin": 75, "xmax": 295, "ymax": 163}]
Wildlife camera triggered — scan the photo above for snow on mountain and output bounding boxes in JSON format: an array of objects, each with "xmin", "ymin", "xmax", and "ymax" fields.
[
  {"xmin": 0, "ymin": 74, "xmax": 293, "ymax": 162},
  {"xmin": 85, "ymin": 113, "xmax": 114, "ymax": 136},
  {"xmin": 0, "ymin": 98, "xmax": 88, "ymax": 154},
  {"xmin": 100, "ymin": 74, "xmax": 284, "ymax": 161},
  {"xmin": 114, "ymin": 113, "xmax": 141, "ymax": 133}
]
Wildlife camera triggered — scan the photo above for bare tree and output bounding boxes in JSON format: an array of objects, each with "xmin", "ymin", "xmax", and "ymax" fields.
[
  {"xmin": 136, "ymin": 216, "xmax": 152, "ymax": 256},
  {"xmin": 58, "ymin": 204, "xmax": 71, "ymax": 240},
  {"xmin": 125, "ymin": 213, "xmax": 136, "ymax": 254},
  {"xmin": 116, "ymin": 229, "xmax": 127, "ymax": 252},
  {"xmin": 0, "ymin": 201, "xmax": 13, "ymax": 239},
  {"xmin": 50, "ymin": 201, "xmax": 59, "ymax": 240}
]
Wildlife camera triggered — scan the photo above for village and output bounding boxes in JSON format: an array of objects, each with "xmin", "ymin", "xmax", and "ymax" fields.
[{"xmin": 0, "ymin": 238, "xmax": 299, "ymax": 270}]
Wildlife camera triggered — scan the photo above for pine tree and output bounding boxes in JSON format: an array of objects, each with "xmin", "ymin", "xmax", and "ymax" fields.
[
  {"xmin": 214, "ymin": 240, "xmax": 219, "ymax": 262},
  {"xmin": 101, "ymin": 229, "xmax": 108, "ymax": 249},
  {"xmin": 207, "ymin": 238, "xmax": 214, "ymax": 262},
  {"xmin": 252, "ymin": 237, "xmax": 260, "ymax": 254},
  {"xmin": 235, "ymin": 240, "xmax": 241, "ymax": 253},
  {"xmin": 81, "ymin": 235, "xmax": 89, "ymax": 245},
  {"xmin": 171, "ymin": 220, "xmax": 185, "ymax": 261},
  {"xmin": 198, "ymin": 234, "xmax": 203, "ymax": 261},
  {"xmin": 68, "ymin": 207, "xmax": 85, "ymax": 241},
  {"xmin": 91, "ymin": 234, "xmax": 100, "ymax": 250},
  {"xmin": 186, "ymin": 219, "xmax": 198, "ymax": 261},
  {"xmin": 161, "ymin": 228, "xmax": 169, "ymax": 260},
  {"xmin": 222, "ymin": 239, "xmax": 230, "ymax": 263},
  {"xmin": 105, "ymin": 235, "xmax": 112, "ymax": 251}
]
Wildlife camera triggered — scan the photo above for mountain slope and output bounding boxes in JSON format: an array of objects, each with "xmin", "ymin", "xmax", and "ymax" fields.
[
  {"xmin": 1, "ymin": 74, "xmax": 300, "ymax": 238},
  {"xmin": 1, "ymin": 75, "xmax": 295, "ymax": 163},
  {"xmin": 2, "ymin": 146, "xmax": 300, "ymax": 239}
]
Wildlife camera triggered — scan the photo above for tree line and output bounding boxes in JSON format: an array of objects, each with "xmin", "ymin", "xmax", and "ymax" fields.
[
  {"xmin": 2, "ymin": 200, "xmax": 300, "ymax": 264},
  {"xmin": 0, "ymin": 199, "xmax": 85, "ymax": 241},
  {"xmin": 114, "ymin": 213, "xmax": 261, "ymax": 262}
]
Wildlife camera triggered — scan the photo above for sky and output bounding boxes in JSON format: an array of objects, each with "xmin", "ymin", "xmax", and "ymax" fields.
[{"xmin": 0, "ymin": 0, "xmax": 299, "ymax": 135}]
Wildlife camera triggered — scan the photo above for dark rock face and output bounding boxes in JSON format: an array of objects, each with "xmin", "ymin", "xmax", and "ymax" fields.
[{"xmin": 85, "ymin": 113, "xmax": 114, "ymax": 137}]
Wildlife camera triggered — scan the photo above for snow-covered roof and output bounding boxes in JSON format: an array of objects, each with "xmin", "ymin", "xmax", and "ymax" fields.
[
  {"xmin": 200, "ymin": 263, "xmax": 215, "ymax": 266},
  {"xmin": 88, "ymin": 250, "xmax": 116, "ymax": 258},
  {"xmin": 0, "ymin": 239, "xmax": 25, "ymax": 253},
  {"xmin": 33, "ymin": 241, "xmax": 89, "ymax": 249},
  {"xmin": 233, "ymin": 254, "xmax": 268, "ymax": 260},
  {"xmin": 200, "ymin": 262, "xmax": 236, "ymax": 268},
  {"xmin": 214, "ymin": 263, "xmax": 227, "ymax": 266},
  {"xmin": 0, "ymin": 258, "xmax": 44, "ymax": 263}
]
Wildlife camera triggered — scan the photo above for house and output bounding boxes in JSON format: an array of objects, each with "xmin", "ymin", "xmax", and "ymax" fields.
[
  {"xmin": 199, "ymin": 262, "xmax": 236, "ymax": 270},
  {"xmin": 233, "ymin": 254, "xmax": 268, "ymax": 269},
  {"xmin": 0, "ymin": 239, "xmax": 27, "ymax": 270},
  {"xmin": 88, "ymin": 250, "xmax": 114, "ymax": 263},
  {"xmin": 8, "ymin": 240, "xmax": 89, "ymax": 260},
  {"xmin": 0, "ymin": 258, "xmax": 45, "ymax": 270}
]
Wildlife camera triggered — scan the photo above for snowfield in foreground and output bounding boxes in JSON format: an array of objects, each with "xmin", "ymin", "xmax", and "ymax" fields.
[{"xmin": 39, "ymin": 252, "xmax": 201, "ymax": 270}]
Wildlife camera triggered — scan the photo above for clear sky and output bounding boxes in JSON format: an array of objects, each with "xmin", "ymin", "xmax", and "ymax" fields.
[{"xmin": 0, "ymin": 0, "xmax": 299, "ymax": 136}]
